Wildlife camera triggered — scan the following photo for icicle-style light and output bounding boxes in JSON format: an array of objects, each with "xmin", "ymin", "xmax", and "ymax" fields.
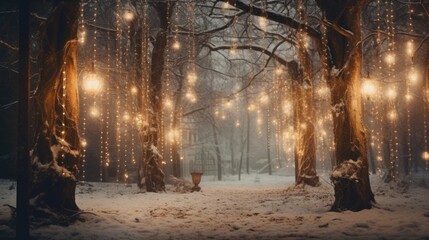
[{"xmin": 83, "ymin": 72, "xmax": 102, "ymax": 94}]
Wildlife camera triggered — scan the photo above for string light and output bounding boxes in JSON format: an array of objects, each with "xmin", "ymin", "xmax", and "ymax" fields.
[
  {"xmin": 60, "ymin": 60, "xmax": 67, "ymax": 169},
  {"xmin": 115, "ymin": 0, "xmax": 123, "ymax": 183},
  {"xmin": 78, "ymin": 0, "xmax": 86, "ymax": 44}
]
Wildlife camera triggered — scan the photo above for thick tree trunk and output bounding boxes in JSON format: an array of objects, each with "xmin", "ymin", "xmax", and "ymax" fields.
[
  {"xmin": 137, "ymin": 3, "xmax": 175, "ymax": 191},
  {"xmin": 30, "ymin": 0, "xmax": 80, "ymax": 214},
  {"xmin": 319, "ymin": 0, "xmax": 375, "ymax": 211},
  {"xmin": 288, "ymin": 59, "xmax": 319, "ymax": 186},
  {"xmin": 292, "ymin": 84, "xmax": 319, "ymax": 186}
]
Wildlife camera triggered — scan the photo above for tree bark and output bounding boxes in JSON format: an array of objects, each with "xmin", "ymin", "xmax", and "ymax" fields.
[
  {"xmin": 317, "ymin": 0, "xmax": 375, "ymax": 211},
  {"xmin": 30, "ymin": 0, "xmax": 81, "ymax": 213},
  {"xmin": 137, "ymin": 3, "xmax": 174, "ymax": 191},
  {"xmin": 289, "ymin": 59, "xmax": 319, "ymax": 186},
  {"xmin": 212, "ymin": 122, "xmax": 222, "ymax": 181}
]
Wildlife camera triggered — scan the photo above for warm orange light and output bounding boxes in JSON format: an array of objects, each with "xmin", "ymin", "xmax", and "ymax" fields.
[
  {"xmin": 173, "ymin": 41, "xmax": 180, "ymax": 50},
  {"xmin": 422, "ymin": 151, "xmax": 429, "ymax": 161},
  {"xmin": 187, "ymin": 72, "xmax": 197, "ymax": 84},
  {"xmin": 386, "ymin": 88, "xmax": 397, "ymax": 99},
  {"xmin": 90, "ymin": 106, "xmax": 100, "ymax": 117},
  {"xmin": 81, "ymin": 139, "xmax": 87, "ymax": 148},
  {"xmin": 361, "ymin": 79, "xmax": 377, "ymax": 96},
  {"xmin": 83, "ymin": 73, "xmax": 102, "ymax": 94},
  {"xmin": 388, "ymin": 110, "xmax": 397, "ymax": 121},
  {"xmin": 258, "ymin": 17, "xmax": 268, "ymax": 29},
  {"xmin": 408, "ymin": 69, "xmax": 419, "ymax": 83},
  {"xmin": 384, "ymin": 53, "xmax": 395, "ymax": 65},
  {"xmin": 131, "ymin": 86, "xmax": 138, "ymax": 95},
  {"xmin": 123, "ymin": 10, "xmax": 134, "ymax": 22}
]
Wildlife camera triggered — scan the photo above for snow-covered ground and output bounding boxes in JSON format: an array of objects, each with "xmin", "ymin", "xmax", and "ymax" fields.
[{"xmin": 1, "ymin": 172, "xmax": 429, "ymax": 239}]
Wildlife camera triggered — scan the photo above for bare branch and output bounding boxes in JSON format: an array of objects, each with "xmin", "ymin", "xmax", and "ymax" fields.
[{"xmin": 0, "ymin": 40, "xmax": 18, "ymax": 51}]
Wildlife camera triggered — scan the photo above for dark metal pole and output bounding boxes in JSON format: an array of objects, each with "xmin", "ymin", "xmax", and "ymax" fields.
[{"xmin": 17, "ymin": 0, "xmax": 30, "ymax": 239}]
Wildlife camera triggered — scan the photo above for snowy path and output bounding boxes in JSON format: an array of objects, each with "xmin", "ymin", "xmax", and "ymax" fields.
[{"xmin": 1, "ymin": 174, "xmax": 429, "ymax": 239}]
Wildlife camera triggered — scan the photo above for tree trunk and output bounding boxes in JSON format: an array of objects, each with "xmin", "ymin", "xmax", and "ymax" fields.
[
  {"xmin": 292, "ymin": 83, "xmax": 319, "ymax": 186},
  {"xmin": 230, "ymin": 126, "xmax": 235, "ymax": 175},
  {"xmin": 137, "ymin": 3, "xmax": 174, "ymax": 191},
  {"xmin": 30, "ymin": 0, "xmax": 81, "ymax": 213},
  {"xmin": 212, "ymin": 122, "xmax": 222, "ymax": 181},
  {"xmin": 288, "ymin": 59, "xmax": 319, "ymax": 186},
  {"xmin": 246, "ymin": 93, "xmax": 251, "ymax": 174},
  {"xmin": 318, "ymin": 0, "xmax": 375, "ymax": 211}
]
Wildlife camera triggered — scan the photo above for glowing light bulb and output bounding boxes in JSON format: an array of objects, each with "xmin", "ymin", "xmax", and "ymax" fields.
[
  {"xmin": 222, "ymin": 2, "xmax": 230, "ymax": 9},
  {"xmin": 275, "ymin": 67, "xmax": 283, "ymax": 75},
  {"xmin": 230, "ymin": 48, "xmax": 237, "ymax": 55},
  {"xmin": 123, "ymin": 112, "xmax": 130, "ymax": 121},
  {"xmin": 124, "ymin": 173, "xmax": 129, "ymax": 179},
  {"xmin": 300, "ymin": 123, "xmax": 307, "ymax": 129},
  {"xmin": 422, "ymin": 151, "xmax": 429, "ymax": 161},
  {"xmin": 258, "ymin": 17, "xmax": 268, "ymax": 29},
  {"xmin": 283, "ymin": 101, "xmax": 292, "ymax": 114},
  {"xmin": 405, "ymin": 94, "xmax": 412, "ymax": 101},
  {"xmin": 131, "ymin": 86, "xmax": 138, "ymax": 95},
  {"xmin": 361, "ymin": 79, "xmax": 376, "ymax": 96},
  {"xmin": 81, "ymin": 139, "xmax": 87, "ymax": 148},
  {"xmin": 123, "ymin": 10, "xmax": 134, "ymax": 22},
  {"xmin": 386, "ymin": 88, "xmax": 397, "ymax": 99},
  {"xmin": 261, "ymin": 94, "xmax": 269, "ymax": 104},
  {"xmin": 406, "ymin": 40, "xmax": 414, "ymax": 56},
  {"xmin": 384, "ymin": 53, "xmax": 395, "ymax": 65},
  {"xmin": 225, "ymin": 101, "xmax": 232, "ymax": 108},
  {"xmin": 187, "ymin": 72, "xmax": 197, "ymax": 84},
  {"xmin": 257, "ymin": 118, "xmax": 262, "ymax": 125},
  {"xmin": 173, "ymin": 41, "xmax": 180, "ymax": 50},
  {"xmin": 83, "ymin": 73, "xmax": 102, "ymax": 94},
  {"xmin": 164, "ymin": 98, "xmax": 172, "ymax": 108},
  {"xmin": 78, "ymin": 30, "xmax": 86, "ymax": 44},
  {"xmin": 388, "ymin": 110, "xmax": 397, "ymax": 121},
  {"xmin": 247, "ymin": 104, "xmax": 256, "ymax": 112},
  {"xmin": 302, "ymin": 34, "xmax": 310, "ymax": 48},
  {"xmin": 235, "ymin": 121, "xmax": 240, "ymax": 127},
  {"xmin": 408, "ymin": 69, "xmax": 418, "ymax": 83},
  {"xmin": 90, "ymin": 106, "xmax": 100, "ymax": 117}
]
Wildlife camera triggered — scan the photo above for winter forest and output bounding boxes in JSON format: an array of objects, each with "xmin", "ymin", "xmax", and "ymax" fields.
[{"xmin": 1, "ymin": 0, "xmax": 429, "ymax": 239}]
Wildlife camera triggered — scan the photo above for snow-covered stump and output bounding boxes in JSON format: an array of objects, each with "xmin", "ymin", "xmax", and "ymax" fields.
[{"xmin": 330, "ymin": 160, "xmax": 373, "ymax": 211}]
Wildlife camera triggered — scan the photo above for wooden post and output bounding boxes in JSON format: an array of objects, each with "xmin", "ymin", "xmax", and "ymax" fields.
[{"xmin": 17, "ymin": 0, "xmax": 30, "ymax": 238}]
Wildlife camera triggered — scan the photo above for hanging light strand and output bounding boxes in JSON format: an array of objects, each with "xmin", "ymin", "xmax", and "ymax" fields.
[{"xmin": 115, "ymin": 0, "xmax": 123, "ymax": 183}]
